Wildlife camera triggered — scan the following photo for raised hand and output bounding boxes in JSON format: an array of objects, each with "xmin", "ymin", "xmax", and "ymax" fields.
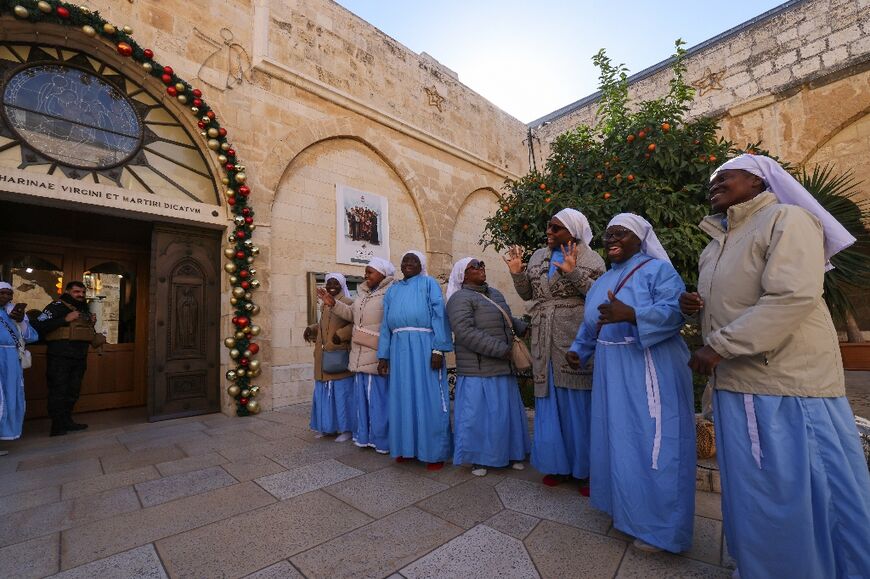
[
  {"xmin": 503, "ymin": 245, "xmax": 525, "ymax": 274},
  {"xmin": 679, "ymin": 292, "xmax": 703, "ymax": 315},
  {"xmin": 598, "ymin": 290, "xmax": 636, "ymax": 325},
  {"xmin": 317, "ymin": 287, "xmax": 336, "ymax": 307},
  {"xmin": 554, "ymin": 241, "xmax": 579, "ymax": 273}
]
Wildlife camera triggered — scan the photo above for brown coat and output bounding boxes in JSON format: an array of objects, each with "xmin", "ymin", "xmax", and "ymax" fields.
[{"xmin": 307, "ymin": 295, "xmax": 354, "ymax": 381}]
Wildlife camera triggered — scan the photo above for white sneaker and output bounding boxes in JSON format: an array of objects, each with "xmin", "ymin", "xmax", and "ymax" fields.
[
  {"xmin": 0, "ymin": 450, "xmax": 8, "ymax": 456},
  {"xmin": 511, "ymin": 462, "xmax": 525, "ymax": 471},
  {"xmin": 471, "ymin": 467, "xmax": 488, "ymax": 477},
  {"xmin": 632, "ymin": 539, "xmax": 662, "ymax": 553},
  {"xmin": 314, "ymin": 432, "xmax": 326, "ymax": 439},
  {"xmin": 335, "ymin": 432, "xmax": 352, "ymax": 443},
  {"xmin": 375, "ymin": 449, "xmax": 389, "ymax": 454}
]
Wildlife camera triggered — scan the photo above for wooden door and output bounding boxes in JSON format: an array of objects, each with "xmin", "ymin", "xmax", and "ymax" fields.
[{"xmin": 149, "ymin": 225, "xmax": 220, "ymax": 421}]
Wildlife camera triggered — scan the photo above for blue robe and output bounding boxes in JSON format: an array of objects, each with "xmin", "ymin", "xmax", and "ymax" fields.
[
  {"xmin": 531, "ymin": 248, "xmax": 593, "ymax": 479},
  {"xmin": 1, "ymin": 307, "xmax": 39, "ymax": 441},
  {"xmin": 310, "ymin": 376, "xmax": 355, "ymax": 434},
  {"xmin": 377, "ymin": 275, "xmax": 453, "ymax": 462},
  {"xmin": 571, "ymin": 253, "xmax": 695, "ymax": 553},
  {"xmin": 352, "ymin": 372, "xmax": 389, "ymax": 452}
]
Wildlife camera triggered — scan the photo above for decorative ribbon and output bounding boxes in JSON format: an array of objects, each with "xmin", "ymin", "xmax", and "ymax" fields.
[{"xmin": 743, "ymin": 394, "xmax": 763, "ymax": 469}]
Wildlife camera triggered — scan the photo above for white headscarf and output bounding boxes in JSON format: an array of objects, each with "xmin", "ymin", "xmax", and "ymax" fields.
[
  {"xmin": 0, "ymin": 282, "xmax": 11, "ymax": 291},
  {"xmin": 711, "ymin": 154, "xmax": 856, "ymax": 266},
  {"xmin": 553, "ymin": 208, "xmax": 593, "ymax": 246},
  {"xmin": 446, "ymin": 257, "xmax": 474, "ymax": 301},
  {"xmin": 324, "ymin": 273, "xmax": 351, "ymax": 297},
  {"xmin": 607, "ymin": 213, "xmax": 671, "ymax": 263},
  {"xmin": 367, "ymin": 257, "xmax": 395, "ymax": 277},
  {"xmin": 403, "ymin": 250, "xmax": 428, "ymax": 276}
]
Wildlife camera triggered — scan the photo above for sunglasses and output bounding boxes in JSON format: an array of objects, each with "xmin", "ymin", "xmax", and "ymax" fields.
[
  {"xmin": 465, "ymin": 260, "xmax": 486, "ymax": 271},
  {"xmin": 602, "ymin": 228, "xmax": 632, "ymax": 242},
  {"xmin": 546, "ymin": 222, "xmax": 568, "ymax": 233}
]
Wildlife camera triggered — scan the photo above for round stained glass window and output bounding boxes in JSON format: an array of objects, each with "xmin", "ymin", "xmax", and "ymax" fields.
[{"xmin": 2, "ymin": 64, "xmax": 142, "ymax": 169}]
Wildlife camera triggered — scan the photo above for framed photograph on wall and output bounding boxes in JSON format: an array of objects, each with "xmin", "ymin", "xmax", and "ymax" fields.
[{"xmin": 336, "ymin": 185, "xmax": 390, "ymax": 266}]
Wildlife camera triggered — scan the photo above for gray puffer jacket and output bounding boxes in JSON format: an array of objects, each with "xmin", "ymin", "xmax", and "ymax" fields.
[{"xmin": 447, "ymin": 284, "xmax": 528, "ymax": 377}]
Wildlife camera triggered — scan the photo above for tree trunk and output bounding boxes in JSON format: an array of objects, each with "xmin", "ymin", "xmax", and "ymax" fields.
[{"xmin": 845, "ymin": 309, "xmax": 865, "ymax": 343}]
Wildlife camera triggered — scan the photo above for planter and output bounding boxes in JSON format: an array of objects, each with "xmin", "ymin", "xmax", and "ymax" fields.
[{"xmin": 840, "ymin": 343, "xmax": 870, "ymax": 370}]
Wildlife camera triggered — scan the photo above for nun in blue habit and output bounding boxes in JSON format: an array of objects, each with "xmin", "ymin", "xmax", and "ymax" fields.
[
  {"xmin": 1, "ymin": 282, "xmax": 39, "ymax": 442},
  {"xmin": 569, "ymin": 214, "xmax": 695, "ymax": 554},
  {"xmin": 377, "ymin": 250, "xmax": 453, "ymax": 468}
]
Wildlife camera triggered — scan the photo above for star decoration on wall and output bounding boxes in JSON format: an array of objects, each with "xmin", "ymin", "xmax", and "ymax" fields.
[
  {"xmin": 424, "ymin": 86, "xmax": 445, "ymax": 112},
  {"xmin": 692, "ymin": 67, "xmax": 725, "ymax": 96}
]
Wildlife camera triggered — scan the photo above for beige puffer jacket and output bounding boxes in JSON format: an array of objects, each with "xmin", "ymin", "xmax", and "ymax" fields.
[
  {"xmin": 697, "ymin": 191, "xmax": 845, "ymax": 397},
  {"xmin": 332, "ymin": 276, "xmax": 395, "ymax": 375}
]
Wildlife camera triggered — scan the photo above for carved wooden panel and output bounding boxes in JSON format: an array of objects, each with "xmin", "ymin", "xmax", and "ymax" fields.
[{"xmin": 167, "ymin": 372, "xmax": 207, "ymax": 402}]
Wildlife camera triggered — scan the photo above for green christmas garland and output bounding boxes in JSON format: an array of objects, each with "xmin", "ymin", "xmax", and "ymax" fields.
[{"xmin": 1, "ymin": 0, "xmax": 262, "ymax": 416}]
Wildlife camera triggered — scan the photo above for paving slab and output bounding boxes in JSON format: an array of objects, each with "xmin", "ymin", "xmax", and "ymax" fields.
[
  {"xmin": 0, "ymin": 485, "xmax": 60, "ymax": 516},
  {"xmin": 484, "ymin": 509, "xmax": 541, "ymax": 540},
  {"xmin": 417, "ymin": 479, "xmax": 504, "ymax": 529},
  {"xmin": 409, "ymin": 462, "xmax": 480, "ymax": 487},
  {"xmin": 176, "ymin": 430, "xmax": 270, "ymax": 457},
  {"xmin": 291, "ymin": 506, "xmax": 463, "ymax": 579},
  {"xmin": 50, "ymin": 544, "xmax": 168, "ymax": 579},
  {"xmin": 695, "ymin": 491, "xmax": 723, "ymax": 520},
  {"xmin": 222, "ymin": 454, "xmax": 286, "ymax": 482},
  {"xmin": 0, "ymin": 458, "xmax": 102, "ymax": 497},
  {"xmin": 116, "ymin": 422, "xmax": 207, "ymax": 447},
  {"xmin": 615, "ymin": 547, "xmax": 731, "ymax": 578},
  {"xmin": 265, "ymin": 447, "xmax": 337, "ymax": 470},
  {"xmin": 243, "ymin": 560, "xmax": 305, "ymax": 579},
  {"xmin": 335, "ymin": 448, "xmax": 396, "ymax": 473},
  {"xmin": 324, "ymin": 466, "xmax": 449, "ymax": 518},
  {"xmin": 524, "ymin": 519, "xmax": 627, "ymax": 578},
  {"xmin": 400, "ymin": 524, "xmax": 539, "ymax": 579},
  {"xmin": 135, "ymin": 466, "xmax": 238, "ymax": 507},
  {"xmin": 61, "ymin": 466, "xmax": 160, "ymax": 500},
  {"xmin": 61, "ymin": 481, "xmax": 275, "ymax": 570},
  {"xmin": 155, "ymin": 490, "xmax": 372, "ymax": 579},
  {"xmin": 722, "ymin": 536, "xmax": 736, "ymax": 569},
  {"xmin": 101, "ymin": 447, "xmax": 187, "ymax": 474},
  {"xmin": 495, "ymin": 478, "xmax": 611, "ymax": 534},
  {"xmin": 155, "ymin": 451, "xmax": 228, "ymax": 476},
  {"xmin": 684, "ymin": 516, "xmax": 723, "ymax": 565},
  {"xmin": 0, "ymin": 532, "xmax": 59, "ymax": 578},
  {"xmin": 219, "ymin": 436, "xmax": 310, "ymax": 462},
  {"xmin": 255, "ymin": 459, "xmax": 363, "ymax": 500},
  {"xmin": 14, "ymin": 441, "xmax": 128, "ymax": 471}
]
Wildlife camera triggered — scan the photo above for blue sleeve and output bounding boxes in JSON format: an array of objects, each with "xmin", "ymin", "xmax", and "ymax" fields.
[
  {"xmin": 428, "ymin": 278, "xmax": 453, "ymax": 352},
  {"xmin": 569, "ymin": 317, "xmax": 598, "ymax": 366},
  {"xmin": 377, "ymin": 288, "xmax": 392, "ymax": 360},
  {"xmin": 22, "ymin": 320, "xmax": 39, "ymax": 343},
  {"xmin": 634, "ymin": 262, "xmax": 687, "ymax": 349}
]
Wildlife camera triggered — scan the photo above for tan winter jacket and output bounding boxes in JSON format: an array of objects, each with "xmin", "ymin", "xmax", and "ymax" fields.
[
  {"xmin": 332, "ymin": 276, "xmax": 394, "ymax": 374},
  {"xmin": 697, "ymin": 191, "xmax": 845, "ymax": 398},
  {"xmin": 307, "ymin": 295, "xmax": 354, "ymax": 382}
]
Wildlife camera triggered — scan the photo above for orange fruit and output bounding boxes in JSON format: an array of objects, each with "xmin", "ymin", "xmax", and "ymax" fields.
[
  {"xmin": 647, "ymin": 143, "xmax": 656, "ymax": 152},
  {"xmin": 708, "ymin": 155, "xmax": 717, "ymax": 162},
  {"xmin": 539, "ymin": 183, "xmax": 546, "ymax": 190},
  {"xmin": 502, "ymin": 205, "xmax": 509, "ymax": 212},
  {"xmin": 638, "ymin": 131, "xmax": 646, "ymax": 139},
  {"xmin": 544, "ymin": 197, "xmax": 551, "ymax": 203},
  {"xmin": 627, "ymin": 174, "xmax": 635, "ymax": 182},
  {"xmin": 596, "ymin": 173, "xmax": 604, "ymax": 180},
  {"xmin": 522, "ymin": 224, "xmax": 529, "ymax": 230},
  {"xmin": 627, "ymin": 134, "xmax": 635, "ymax": 143},
  {"xmin": 603, "ymin": 192, "xmax": 611, "ymax": 200},
  {"xmin": 661, "ymin": 122, "xmax": 671, "ymax": 132}
]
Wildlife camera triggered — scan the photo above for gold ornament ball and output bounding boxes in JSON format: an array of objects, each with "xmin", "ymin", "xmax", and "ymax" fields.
[
  {"xmin": 249, "ymin": 385, "xmax": 260, "ymax": 396},
  {"xmin": 224, "ymin": 248, "xmax": 235, "ymax": 259},
  {"xmin": 248, "ymin": 224, "xmax": 257, "ymax": 232},
  {"xmin": 224, "ymin": 337, "xmax": 237, "ymax": 348},
  {"xmin": 251, "ymin": 246, "xmax": 260, "ymax": 256},
  {"xmin": 248, "ymin": 360, "xmax": 261, "ymax": 371},
  {"xmin": 234, "ymin": 215, "xmax": 245, "ymax": 226},
  {"xmin": 229, "ymin": 275, "xmax": 239, "ymax": 284},
  {"xmin": 236, "ymin": 368, "xmax": 247, "ymax": 377},
  {"xmin": 248, "ymin": 367, "xmax": 261, "ymax": 377},
  {"xmin": 243, "ymin": 239, "xmax": 254, "ymax": 248},
  {"xmin": 103, "ymin": 23, "xmax": 117, "ymax": 35},
  {"xmin": 250, "ymin": 279, "xmax": 261, "ymax": 290},
  {"xmin": 177, "ymin": 95, "xmax": 188, "ymax": 104},
  {"xmin": 246, "ymin": 257, "xmax": 254, "ymax": 264},
  {"xmin": 218, "ymin": 155, "xmax": 228, "ymax": 164},
  {"xmin": 143, "ymin": 62, "xmax": 153, "ymax": 72},
  {"xmin": 246, "ymin": 400, "xmax": 261, "ymax": 414},
  {"xmin": 201, "ymin": 115, "xmax": 210, "ymax": 123},
  {"xmin": 227, "ymin": 384, "xmax": 241, "ymax": 397},
  {"xmin": 13, "ymin": 5, "xmax": 29, "ymax": 18},
  {"xmin": 242, "ymin": 349, "xmax": 252, "ymax": 358},
  {"xmin": 228, "ymin": 234, "xmax": 237, "ymax": 243},
  {"xmin": 226, "ymin": 370, "xmax": 237, "ymax": 381},
  {"xmin": 174, "ymin": 82, "xmax": 185, "ymax": 92},
  {"xmin": 249, "ymin": 325, "xmax": 262, "ymax": 336},
  {"xmin": 234, "ymin": 331, "xmax": 245, "ymax": 340},
  {"xmin": 123, "ymin": 25, "xmax": 134, "ymax": 35},
  {"xmin": 240, "ymin": 389, "xmax": 251, "ymax": 398},
  {"xmin": 208, "ymin": 128, "xmax": 219, "ymax": 138},
  {"xmin": 207, "ymin": 139, "xmax": 221, "ymax": 151},
  {"xmin": 232, "ymin": 287, "xmax": 246, "ymax": 298},
  {"xmin": 250, "ymin": 305, "xmax": 261, "ymax": 316},
  {"xmin": 244, "ymin": 292, "xmax": 252, "ymax": 300},
  {"xmin": 226, "ymin": 189, "xmax": 236, "ymax": 198},
  {"xmin": 221, "ymin": 142, "xmax": 230, "ymax": 151},
  {"xmin": 221, "ymin": 177, "xmax": 230, "ymax": 185},
  {"xmin": 244, "ymin": 303, "xmax": 254, "ymax": 312},
  {"xmin": 78, "ymin": 5, "xmax": 91, "ymax": 13},
  {"xmin": 234, "ymin": 172, "xmax": 247, "ymax": 184},
  {"xmin": 82, "ymin": 24, "xmax": 97, "ymax": 37},
  {"xmin": 224, "ymin": 262, "xmax": 237, "ymax": 273},
  {"xmin": 249, "ymin": 268, "xmax": 257, "ymax": 275},
  {"xmin": 230, "ymin": 297, "xmax": 238, "ymax": 306},
  {"xmin": 37, "ymin": 1, "xmax": 51, "ymax": 13},
  {"xmin": 242, "ymin": 326, "xmax": 252, "ymax": 335},
  {"xmin": 229, "ymin": 348, "xmax": 240, "ymax": 359}
]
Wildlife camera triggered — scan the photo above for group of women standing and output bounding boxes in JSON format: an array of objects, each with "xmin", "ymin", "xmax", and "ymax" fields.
[{"xmin": 305, "ymin": 154, "xmax": 870, "ymax": 578}]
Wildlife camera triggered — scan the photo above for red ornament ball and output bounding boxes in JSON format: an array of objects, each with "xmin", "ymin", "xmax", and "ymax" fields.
[
  {"xmin": 244, "ymin": 216, "xmax": 253, "ymax": 224},
  {"xmin": 117, "ymin": 42, "xmax": 133, "ymax": 57},
  {"xmin": 227, "ymin": 149, "xmax": 236, "ymax": 157},
  {"xmin": 235, "ymin": 230, "xmax": 246, "ymax": 240},
  {"xmin": 242, "ymin": 208, "xmax": 251, "ymax": 216},
  {"xmin": 236, "ymin": 316, "xmax": 250, "ymax": 328},
  {"xmin": 218, "ymin": 128, "xmax": 227, "ymax": 137},
  {"xmin": 239, "ymin": 397, "xmax": 249, "ymax": 406},
  {"xmin": 247, "ymin": 343, "xmax": 260, "ymax": 354},
  {"xmin": 192, "ymin": 98, "xmax": 202, "ymax": 107},
  {"xmin": 163, "ymin": 66, "xmax": 173, "ymax": 75},
  {"xmin": 206, "ymin": 111, "xmax": 215, "ymax": 120},
  {"xmin": 56, "ymin": 6, "xmax": 70, "ymax": 18},
  {"xmin": 166, "ymin": 86, "xmax": 177, "ymax": 97},
  {"xmin": 239, "ymin": 270, "xmax": 250, "ymax": 279},
  {"xmin": 241, "ymin": 281, "xmax": 250, "ymax": 289},
  {"xmin": 192, "ymin": 88, "xmax": 202, "ymax": 98},
  {"xmin": 239, "ymin": 358, "xmax": 250, "ymax": 366},
  {"xmin": 238, "ymin": 186, "xmax": 250, "ymax": 197},
  {"xmin": 143, "ymin": 48, "xmax": 154, "ymax": 59},
  {"xmin": 197, "ymin": 120, "xmax": 206, "ymax": 129},
  {"xmin": 161, "ymin": 73, "xmax": 172, "ymax": 85},
  {"xmin": 235, "ymin": 250, "xmax": 245, "ymax": 259},
  {"xmin": 226, "ymin": 163, "xmax": 235, "ymax": 172},
  {"xmin": 227, "ymin": 197, "xmax": 236, "ymax": 206}
]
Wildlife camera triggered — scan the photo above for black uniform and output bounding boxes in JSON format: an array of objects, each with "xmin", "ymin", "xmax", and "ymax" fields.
[{"xmin": 31, "ymin": 294, "xmax": 92, "ymax": 425}]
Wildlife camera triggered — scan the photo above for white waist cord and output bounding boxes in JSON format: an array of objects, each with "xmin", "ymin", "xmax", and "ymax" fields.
[{"xmin": 743, "ymin": 394, "xmax": 763, "ymax": 469}]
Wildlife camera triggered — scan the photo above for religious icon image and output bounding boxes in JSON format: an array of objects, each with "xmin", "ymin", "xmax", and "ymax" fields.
[{"xmin": 336, "ymin": 185, "xmax": 390, "ymax": 266}]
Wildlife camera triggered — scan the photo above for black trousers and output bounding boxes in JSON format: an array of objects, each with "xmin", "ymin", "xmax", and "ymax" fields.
[{"xmin": 46, "ymin": 356, "xmax": 88, "ymax": 420}]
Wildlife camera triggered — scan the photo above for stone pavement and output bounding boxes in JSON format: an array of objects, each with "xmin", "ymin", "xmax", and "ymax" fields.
[
  {"xmin": 0, "ymin": 404, "xmax": 736, "ymax": 579},
  {"xmin": 846, "ymin": 371, "xmax": 870, "ymax": 420}
]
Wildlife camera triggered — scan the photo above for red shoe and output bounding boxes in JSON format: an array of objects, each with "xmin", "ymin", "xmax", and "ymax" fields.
[
  {"xmin": 542, "ymin": 475, "xmax": 563, "ymax": 487},
  {"xmin": 426, "ymin": 462, "xmax": 444, "ymax": 471},
  {"xmin": 579, "ymin": 484, "xmax": 590, "ymax": 497},
  {"xmin": 395, "ymin": 456, "xmax": 410, "ymax": 463}
]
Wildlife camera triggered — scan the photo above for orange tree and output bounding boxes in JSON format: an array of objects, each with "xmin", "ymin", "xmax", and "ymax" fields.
[{"xmin": 484, "ymin": 41, "xmax": 740, "ymax": 288}]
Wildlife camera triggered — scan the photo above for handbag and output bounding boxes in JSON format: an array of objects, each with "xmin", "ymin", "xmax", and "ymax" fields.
[
  {"xmin": 477, "ymin": 293, "xmax": 532, "ymax": 372},
  {"xmin": 352, "ymin": 325, "xmax": 379, "ymax": 350},
  {"xmin": 696, "ymin": 415, "xmax": 717, "ymax": 459},
  {"xmin": 322, "ymin": 349, "xmax": 350, "ymax": 373},
  {"xmin": 20, "ymin": 348, "xmax": 32, "ymax": 369}
]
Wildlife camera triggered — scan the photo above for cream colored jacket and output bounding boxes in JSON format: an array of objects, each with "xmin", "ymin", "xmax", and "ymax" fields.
[
  {"xmin": 697, "ymin": 191, "xmax": 845, "ymax": 397},
  {"xmin": 332, "ymin": 276, "xmax": 394, "ymax": 375}
]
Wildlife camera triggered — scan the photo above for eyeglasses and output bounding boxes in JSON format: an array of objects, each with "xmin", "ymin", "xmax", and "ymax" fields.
[
  {"xmin": 465, "ymin": 260, "xmax": 486, "ymax": 271},
  {"xmin": 602, "ymin": 228, "xmax": 631, "ymax": 242},
  {"xmin": 546, "ymin": 222, "xmax": 567, "ymax": 233}
]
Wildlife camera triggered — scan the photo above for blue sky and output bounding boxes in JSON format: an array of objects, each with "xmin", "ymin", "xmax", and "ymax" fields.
[{"xmin": 335, "ymin": 0, "xmax": 787, "ymax": 123}]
